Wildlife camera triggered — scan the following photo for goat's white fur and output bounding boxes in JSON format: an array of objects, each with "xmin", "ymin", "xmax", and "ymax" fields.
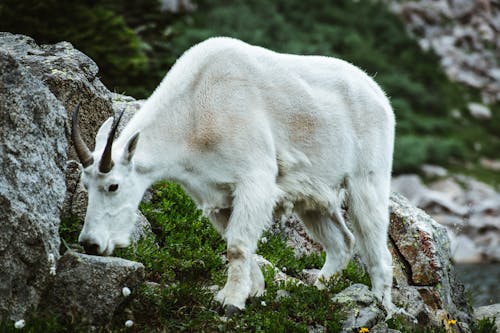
[{"xmin": 78, "ymin": 37, "xmax": 397, "ymax": 314}]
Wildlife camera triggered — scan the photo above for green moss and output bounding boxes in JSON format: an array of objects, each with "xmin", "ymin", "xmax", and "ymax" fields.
[
  {"xmin": 116, "ymin": 181, "xmax": 226, "ymax": 284},
  {"xmin": 257, "ymin": 231, "xmax": 324, "ymax": 277},
  {"xmin": 470, "ymin": 317, "xmax": 497, "ymax": 333},
  {"xmin": 58, "ymin": 215, "xmax": 82, "ymax": 254}
]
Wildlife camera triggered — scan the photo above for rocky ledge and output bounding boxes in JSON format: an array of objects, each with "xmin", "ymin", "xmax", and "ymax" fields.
[{"xmin": 389, "ymin": 0, "xmax": 500, "ymax": 104}]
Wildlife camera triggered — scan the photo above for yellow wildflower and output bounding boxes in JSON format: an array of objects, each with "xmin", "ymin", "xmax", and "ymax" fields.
[
  {"xmin": 359, "ymin": 328, "xmax": 369, "ymax": 333},
  {"xmin": 447, "ymin": 319, "xmax": 457, "ymax": 325}
]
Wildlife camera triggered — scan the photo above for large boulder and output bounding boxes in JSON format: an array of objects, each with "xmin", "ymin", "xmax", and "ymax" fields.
[
  {"xmin": 388, "ymin": 0, "xmax": 500, "ymax": 103},
  {"xmin": 0, "ymin": 32, "xmax": 116, "ymax": 228},
  {"xmin": 392, "ymin": 173, "xmax": 500, "ymax": 263},
  {"xmin": 0, "ymin": 32, "xmax": 148, "ymax": 322},
  {"xmin": 331, "ymin": 284, "xmax": 386, "ymax": 332},
  {"xmin": 389, "ymin": 193, "xmax": 471, "ymax": 328},
  {"xmin": 41, "ymin": 251, "xmax": 145, "ymax": 326},
  {"xmin": 0, "ymin": 32, "xmax": 114, "ymax": 156},
  {"xmin": 0, "ymin": 48, "xmax": 67, "ymax": 320}
]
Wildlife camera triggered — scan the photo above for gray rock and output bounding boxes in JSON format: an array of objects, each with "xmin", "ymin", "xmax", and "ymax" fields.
[
  {"xmin": 270, "ymin": 215, "xmax": 322, "ymax": 257},
  {"xmin": 307, "ymin": 324, "xmax": 326, "ymax": 333},
  {"xmin": 331, "ymin": 284, "xmax": 385, "ymax": 331},
  {"xmin": 389, "ymin": 193, "xmax": 471, "ymax": 325},
  {"xmin": 300, "ymin": 268, "xmax": 321, "ymax": 285},
  {"xmin": 0, "ymin": 33, "xmax": 151, "ymax": 324},
  {"xmin": 268, "ymin": 188, "xmax": 474, "ymax": 328},
  {"xmin": 448, "ymin": 234, "xmax": 484, "ymax": 264},
  {"xmin": 420, "ymin": 164, "xmax": 448, "ymax": 178},
  {"xmin": 393, "ymin": 173, "xmax": 500, "ymax": 264},
  {"xmin": 371, "ymin": 322, "xmax": 401, "ymax": 333},
  {"xmin": 391, "ymin": 175, "xmax": 468, "ymax": 216},
  {"xmin": 468, "ymin": 102, "xmax": 492, "ymax": 120},
  {"xmin": 0, "ymin": 50, "xmax": 68, "ymax": 320},
  {"xmin": 160, "ymin": 0, "xmax": 196, "ymax": 12},
  {"xmin": 474, "ymin": 304, "xmax": 500, "ymax": 332},
  {"xmin": 254, "ymin": 254, "xmax": 303, "ymax": 286},
  {"xmin": 389, "ymin": 0, "xmax": 500, "ymax": 103},
  {"xmin": 0, "ymin": 33, "xmax": 118, "ymax": 240},
  {"xmin": 449, "ymin": 0, "xmax": 477, "ymax": 19},
  {"xmin": 479, "ymin": 157, "xmax": 500, "ymax": 172},
  {"xmin": 0, "ymin": 32, "xmax": 114, "ymax": 157},
  {"xmin": 42, "ymin": 251, "xmax": 145, "ymax": 325},
  {"xmin": 390, "ymin": 286, "xmax": 433, "ymax": 326}
]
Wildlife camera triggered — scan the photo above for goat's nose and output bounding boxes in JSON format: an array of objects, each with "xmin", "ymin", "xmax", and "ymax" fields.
[{"xmin": 80, "ymin": 241, "xmax": 100, "ymax": 255}]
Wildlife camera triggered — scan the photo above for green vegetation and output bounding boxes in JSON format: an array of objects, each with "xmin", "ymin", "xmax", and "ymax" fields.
[
  {"xmin": 470, "ymin": 317, "xmax": 497, "ymax": 333},
  {"xmin": 1, "ymin": 0, "xmax": 499, "ymax": 175},
  {"xmin": 1, "ymin": 1, "xmax": 499, "ymax": 331},
  {"xmin": 3, "ymin": 182, "xmax": 496, "ymax": 332}
]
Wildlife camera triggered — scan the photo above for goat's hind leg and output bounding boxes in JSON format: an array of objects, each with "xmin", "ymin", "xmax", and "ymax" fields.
[
  {"xmin": 298, "ymin": 208, "xmax": 354, "ymax": 289},
  {"xmin": 347, "ymin": 175, "xmax": 399, "ymax": 316}
]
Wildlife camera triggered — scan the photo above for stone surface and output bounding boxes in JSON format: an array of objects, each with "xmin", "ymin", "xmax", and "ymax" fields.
[
  {"xmin": 271, "ymin": 215, "xmax": 323, "ymax": 257},
  {"xmin": 0, "ymin": 33, "xmax": 150, "ymax": 323},
  {"xmin": 0, "ymin": 49, "xmax": 67, "ymax": 320},
  {"xmin": 389, "ymin": 193, "xmax": 471, "ymax": 326},
  {"xmin": 467, "ymin": 102, "xmax": 492, "ymax": 119},
  {"xmin": 389, "ymin": 0, "xmax": 500, "ymax": 103},
  {"xmin": 392, "ymin": 174, "xmax": 500, "ymax": 263},
  {"xmin": 473, "ymin": 303, "xmax": 500, "ymax": 332},
  {"xmin": 254, "ymin": 254, "xmax": 303, "ymax": 286},
  {"xmin": 331, "ymin": 284, "xmax": 385, "ymax": 332},
  {"xmin": 160, "ymin": 0, "xmax": 196, "ymax": 12},
  {"xmin": 42, "ymin": 251, "xmax": 145, "ymax": 325},
  {"xmin": 0, "ymin": 33, "xmax": 119, "ymax": 243},
  {"xmin": 0, "ymin": 32, "xmax": 114, "ymax": 157},
  {"xmin": 420, "ymin": 164, "xmax": 448, "ymax": 178}
]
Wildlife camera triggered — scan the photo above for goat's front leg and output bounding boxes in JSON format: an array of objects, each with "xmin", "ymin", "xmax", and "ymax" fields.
[{"xmin": 215, "ymin": 174, "xmax": 279, "ymax": 312}]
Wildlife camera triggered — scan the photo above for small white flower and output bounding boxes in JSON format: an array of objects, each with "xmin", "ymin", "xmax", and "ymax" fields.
[
  {"xmin": 49, "ymin": 267, "xmax": 57, "ymax": 276},
  {"xmin": 122, "ymin": 287, "xmax": 131, "ymax": 297},
  {"xmin": 14, "ymin": 319, "xmax": 25, "ymax": 329},
  {"xmin": 260, "ymin": 236, "xmax": 268, "ymax": 244},
  {"xmin": 125, "ymin": 320, "xmax": 134, "ymax": 327},
  {"xmin": 282, "ymin": 266, "xmax": 287, "ymax": 272},
  {"xmin": 261, "ymin": 301, "xmax": 267, "ymax": 306}
]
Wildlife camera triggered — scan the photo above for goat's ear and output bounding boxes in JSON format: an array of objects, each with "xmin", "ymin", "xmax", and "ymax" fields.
[
  {"xmin": 123, "ymin": 132, "xmax": 140, "ymax": 163},
  {"xmin": 94, "ymin": 117, "xmax": 114, "ymax": 152}
]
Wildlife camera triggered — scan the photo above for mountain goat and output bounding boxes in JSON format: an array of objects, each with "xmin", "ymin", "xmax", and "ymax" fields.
[{"xmin": 73, "ymin": 37, "xmax": 397, "ymax": 315}]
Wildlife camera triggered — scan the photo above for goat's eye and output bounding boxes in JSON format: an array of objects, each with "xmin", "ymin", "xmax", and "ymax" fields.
[{"xmin": 108, "ymin": 184, "xmax": 119, "ymax": 192}]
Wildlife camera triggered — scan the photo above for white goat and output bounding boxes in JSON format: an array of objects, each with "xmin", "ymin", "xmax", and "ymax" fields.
[{"xmin": 73, "ymin": 37, "xmax": 397, "ymax": 315}]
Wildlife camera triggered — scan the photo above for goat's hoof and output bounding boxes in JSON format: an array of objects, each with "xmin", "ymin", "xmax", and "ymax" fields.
[{"xmin": 224, "ymin": 305, "xmax": 241, "ymax": 318}]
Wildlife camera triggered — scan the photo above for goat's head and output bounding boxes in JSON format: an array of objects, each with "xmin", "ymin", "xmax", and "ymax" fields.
[{"xmin": 72, "ymin": 103, "xmax": 142, "ymax": 256}]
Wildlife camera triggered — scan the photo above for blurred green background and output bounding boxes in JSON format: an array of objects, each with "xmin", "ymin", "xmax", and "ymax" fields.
[{"xmin": 1, "ymin": 0, "xmax": 499, "ymax": 178}]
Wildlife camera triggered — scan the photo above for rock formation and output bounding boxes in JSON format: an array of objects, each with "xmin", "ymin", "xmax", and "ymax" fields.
[
  {"xmin": 388, "ymin": 0, "xmax": 500, "ymax": 104},
  {"xmin": 0, "ymin": 44, "xmax": 67, "ymax": 321},
  {"xmin": 392, "ymin": 173, "xmax": 500, "ymax": 263},
  {"xmin": 0, "ymin": 32, "xmax": 145, "ymax": 323},
  {"xmin": 41, "ymin": 251, "xmax": 144, "ymax": 326}
]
